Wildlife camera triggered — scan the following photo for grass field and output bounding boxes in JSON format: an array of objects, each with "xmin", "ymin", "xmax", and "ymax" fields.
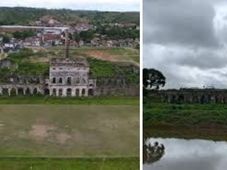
[
  {"xmin": 0, "ymin": 157, "xmax": 139, "ymax": 170},
  {"xmin": 0, "ymin": 96, "xmax": 139, "ymax": 105},
  {"xmin": 0, "ymin": 100, "xmax": 139, "ymax": 169},
  {"xmin": 0, "ymin": 105, "xmax": 139, "ymax": 157},
  {"xmin": 144, "ymin": 102, "xmax": 227, "ymax": 140}
]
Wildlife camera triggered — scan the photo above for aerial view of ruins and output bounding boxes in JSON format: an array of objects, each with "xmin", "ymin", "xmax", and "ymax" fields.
[{"xmin": 0, "ymin": 4, "xmax": 139, "ymax": 170}]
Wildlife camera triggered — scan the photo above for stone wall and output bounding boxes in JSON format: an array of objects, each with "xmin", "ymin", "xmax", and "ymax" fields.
[
  {"xmin": 95, "ymin": 77, "xmax": 139, "ymax": 96},
  {"xmin": 0, "ymin": 84, "xmax": 44, "ymax": 96},
  {"xmin": 149, "ymin": 88, "xmax": 227, "ymax": 104}
]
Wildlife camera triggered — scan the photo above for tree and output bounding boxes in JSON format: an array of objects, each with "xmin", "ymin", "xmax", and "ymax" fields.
[
  {"xmin": 1, "ymin": 35, "xmax": 10, "ymax": 43},
  {"xmin": 143, "ymin": 139, "xmax": 165, "ymax": 164},
  {"xmin": 73, "ymin": 32, "xmax": 80, "ymax": 42},
  {"xmin": 12, "ymin": 30, "xmax": 35, "ymax": 40},
  {"xmin": 79, "ymin": 30, "xmax": 94, "ymax": 42},
  {"xmin": 143, "ymin": 68, "xmax": 166, "ymax": 90}
]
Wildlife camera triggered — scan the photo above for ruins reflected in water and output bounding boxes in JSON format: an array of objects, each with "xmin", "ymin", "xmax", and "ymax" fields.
[
  {"xmin": 144, "ymin": 138, "xmax": 227, "ymax": 170},
  {"xmin": 143, "ymin": 139, "xmax": 165, "ymax": 164}
]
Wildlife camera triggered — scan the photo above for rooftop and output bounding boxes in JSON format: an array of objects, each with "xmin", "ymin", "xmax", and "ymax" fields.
[{"xmin": 50, "ymin": 57, "xmax": 88, "ymax": 67}]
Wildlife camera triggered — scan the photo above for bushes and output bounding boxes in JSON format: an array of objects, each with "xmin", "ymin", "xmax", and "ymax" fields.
[
  {"xmin": 4, "ymin": 49, "xmax": 49, "ymax": 76},
  {"xmin": 88, "ymin": 58, "xmax": 139, "ymax": 84},
  {"xmin": 17, "ymin": 62, "xmax": 49, "ymax": 75}
]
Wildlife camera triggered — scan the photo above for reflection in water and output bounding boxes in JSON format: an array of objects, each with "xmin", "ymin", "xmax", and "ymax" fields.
[
  {"xmin": 144, "ymin": 138, "xmax": 227, "ymax": 170},
  {"xmin": 143, "ymin": 139, "xmax": 165, "ymax": 164}
]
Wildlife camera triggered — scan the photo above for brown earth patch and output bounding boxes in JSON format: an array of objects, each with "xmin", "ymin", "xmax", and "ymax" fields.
[
  {"xmin": 29, "ymin": 124, "xmax": 56, "ymax": 141},
  {"xmin": 56, "ymin": 132, "xmax": 71, "ymax": 144},
  {"xmin": 83, "ymin": 50, "xmax": 117, "ymax": 61}
]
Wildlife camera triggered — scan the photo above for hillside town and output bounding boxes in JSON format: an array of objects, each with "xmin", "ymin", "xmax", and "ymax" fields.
[{"xmin": 0, "ymin": 16, "xmax": 139, "ymax": 54}]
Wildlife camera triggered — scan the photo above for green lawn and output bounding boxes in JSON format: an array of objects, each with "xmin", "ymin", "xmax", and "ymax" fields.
[
  {"xmin": 144, "ymin": 102, "xmax": 227, "ymax": 140},
  {"xmin": 0, "ymin": 157, "xmax": 139, "ymax": 170},
  {"xmin": 0, "ymin": 96, "xmax": 138, "ymax": 105}
]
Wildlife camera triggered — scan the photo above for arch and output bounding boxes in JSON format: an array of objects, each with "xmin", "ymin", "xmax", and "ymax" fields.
[
  {"xmin": 25, "ymin": 88, "xmax": 31, "ymax": 95},
  {"xmin": 67, "ymin": 77, "xmax": 72, "ymax": 85},
  {"xmin": 82, "ymin": 88, "xmax": 86, "ymax": 96},
  {"xmin": 59, "ymin": 89, "xmax": 63, "ymax": 96},
  {"xmin": 88, "ymin": 89, "xmax": 94, "ymax": 96},
  {"xmin": 11, "ymin": 88, "xmax": 17, "ymax": 96},
  {"xmin": 178, "ymin": 94, "xmax": 184, "ymax": 103},
  {"xmin": 193, "ymin": 95, "xmax": 199, "ymax": 103},
  {"xmin": 59, "ymin": 77, "xmax": 63, "ymax": 84},
  {"xmin": 76, "ymin": 89, "xmax": 80, "ymax": 96},
  {"xmin": 215, "ymin": 96, "xmax": 219, "ymax": 103},
  {"xmin": 33, "ymin": 88, "xmax": 38, "ymax": 95},
  {"xmin": 2, "ymin": 88, "xmax": 8, "ymax": 96},
  {"xmin": 18, "ymin": 88, "xmax": 24, "ymax": 95},
  {"xmin": 52, "ymin": 77, "xmax": 56, "ymax": 84},
  {"xmin": 200, "ymin": 95, "xmax": 205, "ymax": 104},
  {"xmin": 76, "ymin": 78, "xmax": 80, "ymax": 84},
  {"xmin": 171, "ymin": 95, "xmax": 176, "ymax": 103},
  {"xmin": 208, "ymin": 95, "xmax": 211, "ymax": 103},
  {"xmin": 66, "ymin": 88, "xmax": 72, "ymax": 96},
  {"xmin": 52, "ymin": 88, "xmax": 57, "ymax": 96},
  {"xmin": 44, "ymin": 88, "xmax": 49, "ymax": 95}
]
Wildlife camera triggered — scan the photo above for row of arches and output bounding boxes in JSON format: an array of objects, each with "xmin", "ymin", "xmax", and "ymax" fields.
[
  {"xmin": 51, "ymin": 77, "xmax": 87, "ymax": 85},
  {"xmin": 0, "ymin": 87, "xmax": 42, "ymax": 96},
  {"xmin": 50, "ymin": 88, "xmax": 94, "ymax": 97},
  {"xmin": 165, "ymin": 93, "xmax": 227, "ymax": 104}
]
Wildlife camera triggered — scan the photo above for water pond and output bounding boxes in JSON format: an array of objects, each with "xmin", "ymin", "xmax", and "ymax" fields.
[{"xmin": 144, "ymin": 138, "xmax": 227, "ymax": 170}]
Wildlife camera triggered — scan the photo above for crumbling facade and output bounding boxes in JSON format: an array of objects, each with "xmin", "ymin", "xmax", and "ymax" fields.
[
  {"xmin": 49, "ymin": 58, "xmax": 96, "ymax": 97},
  {"xmin": 0, "ymin": 57, "xmax": 96, "ymax": 97}
]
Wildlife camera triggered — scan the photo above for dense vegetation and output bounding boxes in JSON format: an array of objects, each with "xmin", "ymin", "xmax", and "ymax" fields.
[
  {"xmin": 88, "ymin": 58, "xmax": 139, "ymax": 84},
  {"xmin": 6, "ymin": 48, "xmax": 49, "ymax": 76},
  {"xmin": 144, "ymin": 102, "xmax": 227, "ymax": 127},
  {"xmin": 0, "ymin": 7, "xmax": 139, "ymax": 25},
  {"xmin": 96, "ymin": 25, "xmax": 139, "ymax": 39},
  {"xmin": 12, "ymin": 30, "xmax": 36, "ymax": 40},
  {"xmin": 144, "ymin": 96, "xmax": 227, "ymax": 140}
]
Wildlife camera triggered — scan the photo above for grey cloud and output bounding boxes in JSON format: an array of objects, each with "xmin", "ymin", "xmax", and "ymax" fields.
[
  {"xmin": 177, "ymin": 50, "xmax": 227, "ymax": 69},
  {"xmin": 144, "ymin": 155, "xmax": 221, "ymax": 170},
  {"xmin": 143, "ymin": 44, "xmax": 227, "ymax": 88},
  {"xmin": 143, "ymin": 0, "xmax": 219, "ymax": 47},
  {"xmin": 143, "ymin": 0, "xmax": 227, "ymax": 88}
]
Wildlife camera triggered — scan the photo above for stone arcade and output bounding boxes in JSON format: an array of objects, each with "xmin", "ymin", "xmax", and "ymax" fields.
[
  {"xmin": 0, "ymin": 57, "xmax": 96, "ymax": 97},
  {"xmin": 150, "ymin": 88, "xmax": 227, "ymax": 104}
]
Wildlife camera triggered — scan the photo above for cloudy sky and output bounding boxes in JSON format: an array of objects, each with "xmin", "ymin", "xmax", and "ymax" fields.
[
  {"xmin": 0, "ymin": 0, "xmax": 139, "ymax": 11},
  {"xmin": 144, "ymin": 0, "xmax": 227, "ymax": 89}
]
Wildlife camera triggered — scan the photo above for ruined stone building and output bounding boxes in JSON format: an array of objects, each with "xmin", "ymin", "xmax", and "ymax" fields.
[
  {"xmin": 49, "ymin": 58, "xmax": 96, "ymax": 97},
  {"xmin": 0, "ymin": 30, "xmax": 139, "ymax": 97},
  {"xmin": 0, "ymin": 56, "xmax": 97, "ymax": 97}
]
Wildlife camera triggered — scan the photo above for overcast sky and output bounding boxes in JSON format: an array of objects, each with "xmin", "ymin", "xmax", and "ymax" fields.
[
  {"xmin": 0, "ymin": 0, "xmax": 139, "ymax": 11},
  {"xmin": 144, "ymin": 0, "xmax": 227, "ymax": 89}
]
